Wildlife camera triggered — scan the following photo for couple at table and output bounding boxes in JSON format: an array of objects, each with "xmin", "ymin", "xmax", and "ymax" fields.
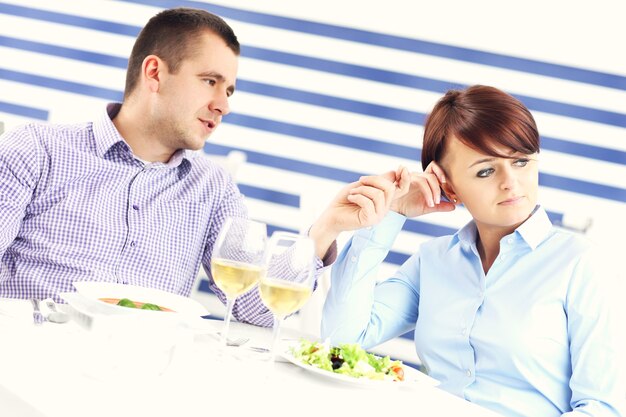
[{"xmin": 0, "ymin": 7, "xmax": 622, "ymax": 417}]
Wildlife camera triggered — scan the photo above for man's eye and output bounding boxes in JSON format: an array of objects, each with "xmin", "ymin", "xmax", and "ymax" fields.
[
  {"xmin": 205, "ymin": 79, "xmax": 216, "ymax": 86},
  {"xmin": 513, "ymin": 158, "xmax": 529, "ymax": 167},
  {"xmin": 477, "ymin": 168, "xmax": 494, "ymax": 178}
]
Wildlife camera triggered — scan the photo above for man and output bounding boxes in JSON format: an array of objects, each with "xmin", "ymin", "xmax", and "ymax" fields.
[{"xmin": 0, "ymin": 7, "xmax": 396, "ymax": 326}]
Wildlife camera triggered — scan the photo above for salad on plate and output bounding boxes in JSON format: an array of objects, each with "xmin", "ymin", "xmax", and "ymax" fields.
[{"xmin": 289, "ymin": 339, "xmax": 405, "ymax": 382}]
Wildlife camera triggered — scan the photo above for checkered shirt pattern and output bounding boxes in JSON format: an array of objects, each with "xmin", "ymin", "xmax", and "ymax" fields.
[{"xmin": 0, "ymin": 103, "xmax": 328, "ymax": 326}]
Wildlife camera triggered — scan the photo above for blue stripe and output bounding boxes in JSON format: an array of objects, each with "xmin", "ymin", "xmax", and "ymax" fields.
[
  {"xmin": 1, "ymin": 31, "xmax": 625, "ymax": 129},
  {"xmin": 120, "ymin": 0, "xmax": 626, "ymax": 91},
  {"xmin": 0, "ymin": 35, "xmax": 128, "ymax": 68},
  {"xmin": 0, "ymin": 100, "xmax": 48, "ymax": 120},
  {"xmin": 0, "ymin": 3, "xmax": 139, "ymax": 36},
  {"xmin": 238, "ymin": 184, "xmax": 300, "ymax": 208},
  {"xmin": 204, "ymin": 143, "xmax": 357, "ymax": 183},
  {"xmin": 404, "ymin": 219, "xmax": 456, "ymax": 237},
  {"xmin": 546, "ymin": 211, "xmax": 564, "ymax": 225},
  {"xmin": 0, "ymin": 9, "xmax": 623, "ymax": 128},
  {"xmin": 541, "ymin": 136, "xmax": 626, "ymax": 165},
  {"xmin": 384, "ymin": 251, "xmax": 410, "ymax": 266},
  {"xmin": 400, "ymin": 330, "xmax": 415, "ymax": 341},
  {"xmin": 1, "ymin": 59, "xmax": 621, "ymax": 165},
  {"xmin": 227, "ymin": 113, "xmax": 625, "ymax": 166},
  {"xmin": 205, "ymin": 143, "xmax": 626, "ymax": 204},
  {"xmin": 267, "ymin": 223, "xmax": 298, "ymax": 236},
  {"xmin": 0, "ymin": 69, "xmax": 621, "ymax": 203},
  {"xmin": 513, "ymin": 94, "xmax": 626, "ymax": 129},
  {"xmin": 236, "ymin": 79, "xmax": 423, "ymax": 125},
  {"xmin": 225, "ymin": 113, "xmax": 420, "ymax": 159},
  {"xmin": 539, "ymin": 173, "xmax": 626, "ymax": 203},
  {"xmin": 242, "ymin": 47, "xmax": 626, "ymax": 127},
  {"xmin": 242, "ymin": 45, "xmax": 460, "ymax": 95},
  {"xmin": 0, "ymin": 68, "xmax": 123, "ymax": 101}
]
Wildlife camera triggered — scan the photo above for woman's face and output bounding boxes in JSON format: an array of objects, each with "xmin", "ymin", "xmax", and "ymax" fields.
[{"xmin": 441, "ymin": 135, "xmax": 539, "ymax": 234}]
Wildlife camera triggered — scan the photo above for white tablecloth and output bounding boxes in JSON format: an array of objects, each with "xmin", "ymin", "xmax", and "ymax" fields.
[{"xmin": 0, "ymin": 309, "xmax": 503, "ymax": 417}]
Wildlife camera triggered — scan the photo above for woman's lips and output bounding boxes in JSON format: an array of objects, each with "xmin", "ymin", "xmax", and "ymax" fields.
[{"xmin": 499, "ymin": 196, "xmax": 524, "ymax": 205}]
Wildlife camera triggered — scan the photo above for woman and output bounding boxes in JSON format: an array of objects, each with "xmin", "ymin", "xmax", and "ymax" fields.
[{"xmin": 321, "ymin": 85, "xmax": 624, "ymax": 417}]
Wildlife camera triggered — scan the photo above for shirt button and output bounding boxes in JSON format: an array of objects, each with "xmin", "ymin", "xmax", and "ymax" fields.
[
  {"xmin": 507, "ymin": 238, "xmax": 513, "ymax": 244},
  {"xmin": 461, "ymin": 328, "xmax": 467, "ymax": 336},
  {"xmin": 132, "ymin": 204, "xmax": 139, "ymax": 210},
  {"xmin": 501, "ymin": 254, "xmax": 506, "ymax": 260},
  {"xmin": 350, "ymin": 256, "xmax": 357, "ymax": 263},
  {"xmin": 466, "ymin": 370, "xmax": 472, "ymax": 377},
  {"xmin": 130, "ymin": 241, "xmax": 136, "ymax": 247}
]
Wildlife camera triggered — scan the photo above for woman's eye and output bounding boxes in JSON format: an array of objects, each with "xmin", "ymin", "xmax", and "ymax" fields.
[
  {"xmin": 513, "ymin": 158, "xmax": 529, "ymax": 167},
  {"xmin": 477, "ymin": 168, "xmax": 494, "ymax": 178}
]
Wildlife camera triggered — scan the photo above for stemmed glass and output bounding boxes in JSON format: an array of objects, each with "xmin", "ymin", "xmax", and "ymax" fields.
[
  {"xmin": 211, "ymin": 217, "xmax": 268, "ymax": 346},
  {"xmin": 259, "ymin": 232, "xmax": 316, "ymax": 362}
]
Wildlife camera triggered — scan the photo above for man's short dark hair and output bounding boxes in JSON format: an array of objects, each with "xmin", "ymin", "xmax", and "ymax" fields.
[{"xmin": 124, "ymin": 7, "xmax": 240, "ymax": 98}]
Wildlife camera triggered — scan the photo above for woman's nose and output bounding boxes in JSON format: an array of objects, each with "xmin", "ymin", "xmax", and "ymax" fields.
[{"xmin": 499, "ymin": 166, "xmax": 517, "ymax": 190}]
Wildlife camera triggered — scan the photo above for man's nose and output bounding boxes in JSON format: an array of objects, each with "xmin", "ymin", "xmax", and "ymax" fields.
[{"xmin": 209, "ymin": 91, "xmax": 230, "ymax": 116}]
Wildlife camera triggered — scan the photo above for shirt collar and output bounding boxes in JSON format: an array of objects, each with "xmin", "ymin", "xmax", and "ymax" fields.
[
  {"xmin": 514, "ymin": 205, "xmax": 553, "ymax": 250},
  {"xmin": 449, "ymin": 205, "xmax": 553, "ymax": 251},
  {"xmin": 93, "ymin": 103, "xmax": 193, "ymax": 169},
  {"xmin": 92, "ymin": 103, "xmax": 128, "ymax": 158}
]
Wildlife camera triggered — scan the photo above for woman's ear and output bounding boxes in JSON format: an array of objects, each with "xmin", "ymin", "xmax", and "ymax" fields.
[{"xmin": 441, "ymin": 183, "xmax": 459, "ymax": 204}]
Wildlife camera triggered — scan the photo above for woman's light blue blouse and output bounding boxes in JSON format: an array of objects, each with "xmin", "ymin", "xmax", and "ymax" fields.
[{"xmin": 322, "ymin": 206, "xmax": 625, "ymax": 417}]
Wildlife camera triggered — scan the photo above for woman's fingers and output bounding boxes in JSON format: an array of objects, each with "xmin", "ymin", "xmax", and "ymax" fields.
[
  {"xmin": 349, "ymin": 185, "xmax": 387, "ymax": 215},
  {"xmin": 356, "ymin": 175, "xmax": 396, "ymax": 207},
  {"xmin": 424, "ymin": 161, "xmax": 447, "ymax": 185},
  {"xmin": 395, "ymin": 166, "xmax": 411, "ymax": 196}
]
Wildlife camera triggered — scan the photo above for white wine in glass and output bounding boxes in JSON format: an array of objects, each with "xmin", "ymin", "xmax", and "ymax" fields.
[
  {"xmin": 211, "ymin": 217, "xmax": 267, "ymax": 346},
  {"xmin": 259, "ymin": 232, "xmax": 316, "ymax": 362}
]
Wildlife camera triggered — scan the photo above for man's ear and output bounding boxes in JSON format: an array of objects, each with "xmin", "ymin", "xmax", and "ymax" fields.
[
  {"xmin": 143, "ymin": 55, "xmax": 164, "ymax": 93},
  {"xmin": 441, "ymin": 182, "xmax": 459, "ymax": 204}
]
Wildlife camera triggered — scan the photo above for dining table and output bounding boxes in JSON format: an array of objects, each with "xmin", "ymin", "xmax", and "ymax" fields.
[{"xmin": 0, "ymin": 300, "xmax": 504, "ymax": 417}]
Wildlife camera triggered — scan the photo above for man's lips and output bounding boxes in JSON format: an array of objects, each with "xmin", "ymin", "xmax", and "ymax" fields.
[{"xmin": 199, "ymin": 118, "xmax": 216, "ymax": 131}]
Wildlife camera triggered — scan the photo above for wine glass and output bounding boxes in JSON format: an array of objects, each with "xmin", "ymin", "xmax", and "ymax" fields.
[
  {"xmin": 211, "ymin": 217, "xmax": 267, "ymax": 346},
  {"xmin": 259, "ymin": 232, "xmax": 316, "ymax": 362}
]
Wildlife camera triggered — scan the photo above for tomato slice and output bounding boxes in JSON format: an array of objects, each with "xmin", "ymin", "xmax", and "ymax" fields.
[{"xmin": 391, "ymin": 365, "xmax": 405, "ymax": 381}]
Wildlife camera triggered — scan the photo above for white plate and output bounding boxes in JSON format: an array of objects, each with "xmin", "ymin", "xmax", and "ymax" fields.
[
  {"xmin": 281, "ymin": 341, "xmax": 440, "ymax": 388},
  {"xmin": 72, "ymin": 281, "xmax": 208, "ymax": 317},
  {"xmin": 64, "ymin": 282, "xmax": 215, "ymax": 333}
]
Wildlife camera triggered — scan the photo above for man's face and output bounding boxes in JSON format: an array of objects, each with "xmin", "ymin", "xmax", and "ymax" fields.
[
  {"xmin": 152, "ymin": 30, "xmax": 238, "ymax": 152},
  {"xmin": 442, "ymin": 135, "xmax": 539, "ymax": 235}
]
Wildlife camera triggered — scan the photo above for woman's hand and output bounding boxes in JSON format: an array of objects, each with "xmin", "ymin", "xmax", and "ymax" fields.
[{"xmin": 390, "ymin": 162, "xmax": 456, "ymax": 218}]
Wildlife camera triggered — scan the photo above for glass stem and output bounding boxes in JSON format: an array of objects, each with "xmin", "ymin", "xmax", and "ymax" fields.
[
  {"xmin": 270, "ymin": 316, "xmax": 282, "ymax": 362},
  {"xmin": 221, "ymin": 297, "xmax": 235, "ymax": 346}
]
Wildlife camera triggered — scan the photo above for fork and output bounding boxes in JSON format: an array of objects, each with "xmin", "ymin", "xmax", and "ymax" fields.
[
  {"xmin": 216, "ymin": 332, "xmax": 249, "ymax": 347},
  {"xmin": 31, "ymin": 299, "xmax": 45, "ymax": 325},
  {"xmin": 45, "ymin": 300, "xmax": 70, "ymax": 323}
]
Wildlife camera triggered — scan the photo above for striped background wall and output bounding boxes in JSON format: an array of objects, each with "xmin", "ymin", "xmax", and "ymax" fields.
[{"xmin": 1, "ymin": 0, "xmax": 625, "ymax": 360}]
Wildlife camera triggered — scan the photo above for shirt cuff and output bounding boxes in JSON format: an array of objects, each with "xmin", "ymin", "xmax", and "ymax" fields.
[
  {"xmin": 353, "ymin": 211, "xmax": 406, "ymax": 248},
  {"xmin": 320, "ymin": 239, "xmax": 338, "ymax": 266}
]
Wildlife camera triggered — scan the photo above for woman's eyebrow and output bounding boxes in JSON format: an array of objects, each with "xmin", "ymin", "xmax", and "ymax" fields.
[{"xmin": 468, "ymin": 157, "xmax": 495, "ymax": 168}]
